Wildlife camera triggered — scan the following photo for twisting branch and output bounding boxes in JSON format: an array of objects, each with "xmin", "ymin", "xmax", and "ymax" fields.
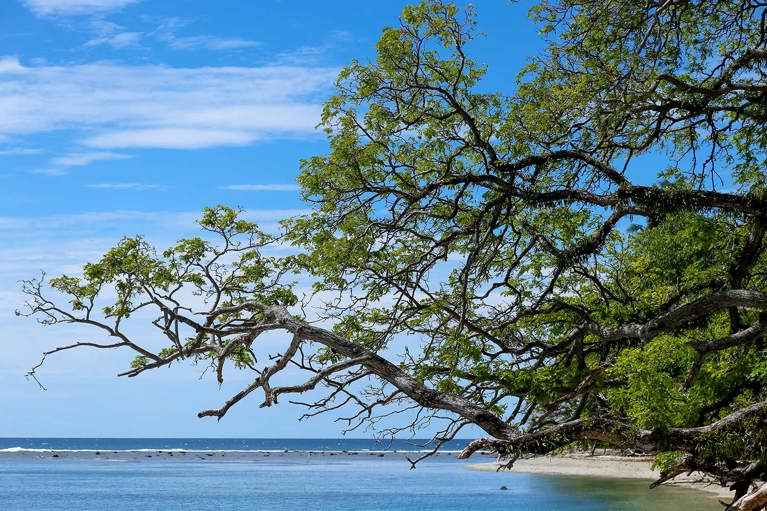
[
  {"xmin": 26, "ymin": 341, "xmax": 127, "ymax": 390},
  {"xmin": 19, "ymin": 0, "xmax": 767, "ymax": 504}
]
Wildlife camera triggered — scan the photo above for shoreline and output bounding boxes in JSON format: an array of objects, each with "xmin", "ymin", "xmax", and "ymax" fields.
[{"xmin": 464, "ymin": 455, "xmax": 733, "ymax": 500}]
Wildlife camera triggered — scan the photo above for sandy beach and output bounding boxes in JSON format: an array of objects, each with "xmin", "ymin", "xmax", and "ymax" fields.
[{"xmin": 465, "ymin": 455, "xmax": 734, "ymax": 500}]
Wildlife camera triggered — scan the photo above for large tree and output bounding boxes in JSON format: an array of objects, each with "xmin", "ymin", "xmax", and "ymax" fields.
[{"xmin": 20, "ymin": 1, "xmax": 767, "ymax": 508}]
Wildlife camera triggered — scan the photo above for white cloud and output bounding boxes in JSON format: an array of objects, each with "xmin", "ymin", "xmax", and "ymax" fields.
[
  {"xmin": 85, "ymin": 182, "xmax": 163, "ymax": 190},
  {"xmin": 0, "ymin": 59, "xmax": 335, "ymax": 150},
  {"xmin": 34, "ymin": 151, "xmax": 132, "ymax": 176},
  {"xmin": 0, "ymin": 237, "xmax": 116, "ymax": 276},
  {"xmin": 84, "ymin": 19, "xmax": 142, "ymax": 48},
  {"xmin": 275, "ymin": 30, "xmax": 357, "ymax": 65},
  {"xmin": 163, "ymin": 35, "xmax": 259, "ymax": 51},
  {"xmin": 0, "ymin": 148, "xmax": 40, "ymax": 156},
  {"xmin": 22, "ymin": 0, "xmax": 138, "ymax": 16},
  {"xmin": 82, "ymin": 18, "xmax": 258, "ymax": 53},
  {"xmin": 0, "ymin": 208, "xmax": 308, "ymax": 232},
  {"xmin": 30, "ymin": 168, "xmax": 67, "ymax": 176},
  {"xmin": 84, "ymin": 128, "xmax": 257, "ymax": 150},
  {"xmin": 0, "ymin": 210, "xmax": 169, "ymax": 230},
  {"xmin": 152, "ymin": 17, "xmax": 260, "ymax": 52},
  {"xmin": 277, "ymin": 45, "xmax": 328, "ymax": 65},
  {"xmin": 219, "ymin": 184, "xmax": 300, "ymax": 192},
  {"xmin": 84, "ymin": 31, "xmax": 257, "ymax": 53},
  {"xmin": 85, "ymin": 31, "xmax": 142, "ymax": 49},
  {"xmin": 0, "ymin": 56, "xmax": 25, "ymax": 73},
  {"xmin": 51, "ymin": 151, "xmax": 131, "ymax": 167}
]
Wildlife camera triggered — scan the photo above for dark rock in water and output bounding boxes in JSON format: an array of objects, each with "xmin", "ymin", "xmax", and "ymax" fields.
[
  {"xmin": 500, "ymin": 486, "xmax": 508, "ymax": 491},
  {"xmin": 145, "ymin": 455, "xmax": 152, "ymax": 458},
  {"xmin": 377, "ymin": 454, "xmax": 385, "ymax": 457},
  {"xmin": 51, "ymin": 454, "xmax": 59, "ymax": 458},
  {"xmin": 206, "ymin": 453, "xmax": 214, "ymax": 456},
  {"xmin": 95, "ymin": 451, "xmax": 101, "ymax": 455}
]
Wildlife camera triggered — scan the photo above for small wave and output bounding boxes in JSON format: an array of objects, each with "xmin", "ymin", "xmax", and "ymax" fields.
[{"xmin": 0, "ymin": 447, "xmax": 52, "ymax": 453}]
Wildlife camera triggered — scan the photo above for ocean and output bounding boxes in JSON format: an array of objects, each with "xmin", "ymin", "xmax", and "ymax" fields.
[{"xmin": 0, "ymin": 438, "xmax": 720, "ymax": 510}]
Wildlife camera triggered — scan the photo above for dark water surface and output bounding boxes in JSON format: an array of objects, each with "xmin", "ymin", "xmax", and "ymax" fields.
[{"xmin": 0, "ymin": 439, "xmax": 720, "ymax": 511}]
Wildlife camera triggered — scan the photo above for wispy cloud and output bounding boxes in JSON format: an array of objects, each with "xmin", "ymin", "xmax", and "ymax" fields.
[
  {"xmin": 83, "ymin": 18, "xmax": 256, "ymax": 52},
  {"xmin": 0, "ymin": 208, "xmax": 308, "ymax": 233},
  {"xmin": 152, "ymin": 18, "xmax": 260, "ymax": 51},
  {"xmin": 22, "ymin": 0, "xmax": 138, "ymax": 16},
  {"xmin": 0, "ymin": 210, "xmax": 169, "ymax": 230},
  {"xmin": 85, "ymin": 31, "xmax": 142, "ymax": 49},
  {"xmin": 85, "ymin": 183, "xmax": 164, "ymax": 190},
  {"xmin": 83, "ymin": 19, "xmax": 142, "ymax": 49},
  {"xmin": 162, "ymin": 34, "xmax": 259, "ymax": 51},
  {"xmin": 0, "ymin": 148, "xmax": 41, "ymax": 156},
  {"xmin": 51, "ymin": 151, "xmax": 131, "ymax": 167},
  {"xmin": 84, "ymin": 128, "xmax": 258, "ymax": 149},
  {"xmin": 275, "ymin": 30, "xmax": 357, "ymax": 65},
  {"xmin": 30, "ymin": 168, "xmax": 67, "ymax": 176},
  {"xmin": 219, "ymin": 184, "xmax": 300, "ymax": 192},
  {"xmin": 276, "ymin": 45, "xmax": 328, "ymax": 65},
  {"xmin": 31, "ymin": 151, "xmax": 132, "ymax": 176},
  {"xmin": 0, "ymin": 57, "xmax": 335, "ymax": 151}
]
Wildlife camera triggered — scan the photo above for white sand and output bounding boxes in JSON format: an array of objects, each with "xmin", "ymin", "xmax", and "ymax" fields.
[{"xmin": 465, "ymin": 455, "xmax": 733, "ymax": 500}]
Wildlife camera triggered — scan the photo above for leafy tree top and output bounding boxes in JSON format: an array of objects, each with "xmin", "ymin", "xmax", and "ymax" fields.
[{"xmin": 20, "ymin": 1, "xmax": 767, "ymax": 508}]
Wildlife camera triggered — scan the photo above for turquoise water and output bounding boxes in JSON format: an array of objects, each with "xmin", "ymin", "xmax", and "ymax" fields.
[{"xmin": 0, "ymin": 439, "xmax": 720, "ymax": 510}]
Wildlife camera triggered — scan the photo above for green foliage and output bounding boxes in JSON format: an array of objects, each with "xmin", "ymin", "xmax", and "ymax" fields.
[
  {"xmin": 130, "ymin": 356, "xmax": 148, "ymax": 369},
  {"xmin": 651, "ymin": 451, "xmax": 687, "ymax": 474},
  {"xmin": 42, "ymin": 205, "xmax": 300, "ymax": 369},
  {"xmin": 27, "ymin": 1, "xmax": 767, "ymax": 482},
  {"xmin": 606, "ymin": 335, "xmax": 696, "ymax": 429},
  {"xmin": 695, "ymin": 411, "xmax": 767, "ymax": 466},
  {"xmin": 288, "ymin": 0, "xmax": 767, "ymax": 468}
]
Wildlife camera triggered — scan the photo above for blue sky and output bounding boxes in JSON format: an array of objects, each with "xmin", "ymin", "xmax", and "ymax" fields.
[{"xmin": 0, "ymin": 0, "xmax": 540, "ymax": 438}]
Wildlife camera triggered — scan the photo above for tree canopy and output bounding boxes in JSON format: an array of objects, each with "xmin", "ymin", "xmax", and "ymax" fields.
[{"xmin": 20, "ymin": 1, "xmax": 767, "ymax": 508}]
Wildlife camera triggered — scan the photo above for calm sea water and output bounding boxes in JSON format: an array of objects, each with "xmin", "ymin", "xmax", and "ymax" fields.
[
  {"xmin": 0, "ymin": 438, "xmax": 720, "ymax": 511},
  {"xmin": 0, "ymin": 437, "xmax": 470, "ymax": 452}
]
